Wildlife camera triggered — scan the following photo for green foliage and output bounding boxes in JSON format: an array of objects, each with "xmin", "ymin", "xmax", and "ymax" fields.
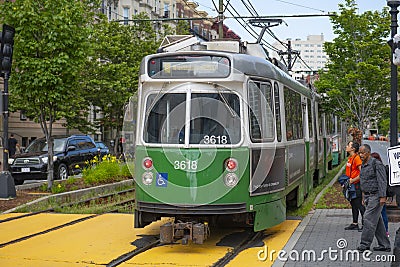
[
  {"xmin": 51, "ymin": 182, "xmax": 66, "ymax": 194},
  {"xmin": 314, "ymin": 0, "xmax": 391, "ymax": 131},
  {"xmin": 0, "ymin": 0, "xmax": 98, "ymax": 127},
  {"xmin": 82, "ymin": 155, "xmax": 132, "ymax": 185},
  {"xmin": 0, "ymin": 0, "xmax": 101, "ymax": 187},
  {"xmin": 175, "ymin": 20, "xmax": 191, "ymax": 35},
  {"xmin": 83, "ymin": 12, "xmax": 160, "ymax": 140}
]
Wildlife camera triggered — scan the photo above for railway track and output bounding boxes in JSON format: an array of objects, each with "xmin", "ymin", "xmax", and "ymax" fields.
[
  {"xmin": 59, "ymin": 188, "xmax": 135, "ymax": 209},
  {"xmin": 212, "ymin": 230, "xmax": 264, "ymax": 267},
  {"xmin": 106, "ymin": 237, "xmax": 161, "ymax": 267},
  {"xmin": 105, "ymin": 229, "xmax": 265, "ymax": 266},
  {"xmin": 1, "ymin": 187, "xmax": 135, "ymax": 222}
]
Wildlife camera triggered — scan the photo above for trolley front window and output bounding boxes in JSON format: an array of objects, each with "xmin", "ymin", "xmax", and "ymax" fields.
[
  {"xmin": 144, "ymin": 93, "xmax": 186, "ymax": 144},
  {"xmin": 148, "ymin": 55, "xmax": 230, "ymax": 78},
  {"xmin": 190, "ymin": 93, "xmax": 241, "ymax": 144},
  {"xmin": 144, "ymin": 92, "xmax": 241, "ymax": 145}
]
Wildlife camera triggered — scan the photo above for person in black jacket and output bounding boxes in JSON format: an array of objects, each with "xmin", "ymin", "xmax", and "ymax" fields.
[
  {"xmin": 357, "ymin": 144, "xmax": 390, "ymax": 252},
  {"xmin": 8, "ymin": 134, "xmax": 20, "ymax": 157}
]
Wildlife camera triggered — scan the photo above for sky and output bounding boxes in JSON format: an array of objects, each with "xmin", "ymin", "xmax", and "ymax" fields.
[{"xmin": 194, "ymin": 0, "xmax": 388, "ymax": 43}]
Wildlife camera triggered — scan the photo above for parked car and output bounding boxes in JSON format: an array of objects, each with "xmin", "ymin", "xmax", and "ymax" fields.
[
  {"xmin": 8, "ymin": 135, "xmax": 99, "ymax": 185},
  {"xmin": 95, "ymin": 141, "xmax": 110, "ymax": 158}
]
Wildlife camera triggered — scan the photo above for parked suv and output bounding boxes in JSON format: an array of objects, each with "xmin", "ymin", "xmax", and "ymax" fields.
[{"xmin": 9, "ymin": 135, "xmax": 99, "ymax": 185}]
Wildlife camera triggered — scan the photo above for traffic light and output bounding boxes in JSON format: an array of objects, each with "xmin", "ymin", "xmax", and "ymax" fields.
[{"xmin": 0, "ymin": 24, "xmax": 15, "ymax": 76}]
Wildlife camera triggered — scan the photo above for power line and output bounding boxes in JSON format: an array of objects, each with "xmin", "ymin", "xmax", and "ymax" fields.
[
  {"xmin": 224, "ymin": 2, "xmax": 280, "ymax": 52},
  {"xmin": 240, "ymin": 0, "xmax": 288, "ymax": 49},
  {"xmin": 297, "ymin": 56, "xmax": 315, "ymax": 72},
  {"xmin": 239, "ymin": 0, "xmax": 289, "ymax": 54},
  {"xmin": 195, "ymin": 1, "xmax": 216, "ymax": 11},
  {"xmin": 240, "ymin": 0, "xmax": 258, "ymax": 16},
  {"xmin": 274, "ymin": 0, "xmax": 327, "ymax": 13},
  {"xmin": 228, "ymin": 1, "xmax": 279, "ymax": 51},
  {"xmin": 117, "ymin": 13, "xmax": 335, "ymax": 23}
]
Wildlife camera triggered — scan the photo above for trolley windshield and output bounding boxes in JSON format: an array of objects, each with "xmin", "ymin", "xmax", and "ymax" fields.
[{"xmin": 144, "ymin": 92, "xmax": 241, "ymax": 145}]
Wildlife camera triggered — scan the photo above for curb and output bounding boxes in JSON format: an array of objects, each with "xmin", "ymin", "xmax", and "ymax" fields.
[
  {"xmin": 2, "ymin": 179, "xmax": 134, "ymax": 214},
  {"xmin": 15, "ymin": 181, "xmax": 47, "ymax": 191}
]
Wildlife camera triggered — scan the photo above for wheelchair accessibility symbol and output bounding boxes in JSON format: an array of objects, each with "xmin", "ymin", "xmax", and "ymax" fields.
[{"xmin": 156, "ymin": 173, "xmax": 168, "ymax": 187}]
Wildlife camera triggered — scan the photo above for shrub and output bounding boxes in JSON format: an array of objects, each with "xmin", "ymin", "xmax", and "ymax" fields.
[
  {"xmin": 51, "ymin": 182, "xmax": 66, "ymax": 194},
  {"xmin": 82, "ymin": 154, "xmax": 132, "ymax": 185}
]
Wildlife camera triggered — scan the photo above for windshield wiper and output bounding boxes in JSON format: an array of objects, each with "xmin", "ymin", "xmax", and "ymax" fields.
[
  {"xmin": 214, "ymin": 84, "xmax": 238, "ymax": 118},
  {"xmin": 145, "ymin": 82, "xmax": 169, "ymax": 119}
]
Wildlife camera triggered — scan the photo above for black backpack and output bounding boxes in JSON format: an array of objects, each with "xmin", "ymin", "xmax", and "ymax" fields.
[{"xmin": 372, "ymin": 159, "xmax": 395, "ymax": 198}]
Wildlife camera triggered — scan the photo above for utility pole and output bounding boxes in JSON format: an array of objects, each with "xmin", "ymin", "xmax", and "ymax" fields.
[
  {"xmin": 278, "ymin": 40, "xmax": 300, "ymax": 72},
  {"xmin": 388, "ymin": 0, "xmax": 400, "ymax": 148},
  {"xmin": 218, "ymin": 0, "xmax": 224, "ymax": 39},
  {"xmin": 387, "ymin": 2, "xmax": 400, "ymax": 264}
]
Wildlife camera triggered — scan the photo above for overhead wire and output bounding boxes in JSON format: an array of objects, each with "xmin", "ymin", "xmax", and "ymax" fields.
[
  {"xmin": 274, "ymin": 0, "xmax": 326, "ymax": 13},
  {"xmin": 297, "ymin": 56, "xmax": 315, "ymax": 72},
  {"xmin": 239, "ymin": 0, "xmax": 288, "ymax": 51},
  {"xmin": 198, "ymin": 1, "xmax": 317, "ymax": 72},
  {"xmin": 223, "ymin": 1, "xmax": 280, "ymax": 52},
  {"xmin": 195, "ymin": 1, "xmax": 216, "ymax": 11},
  {"xmin": 224, "ymin": 0, "xmax": 279, "ymax": 52}
]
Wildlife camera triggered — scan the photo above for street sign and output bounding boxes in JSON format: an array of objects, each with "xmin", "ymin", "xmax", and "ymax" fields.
[{"xmin": 387, "ymin": 145, "xmax": 400, "ymax": 185}]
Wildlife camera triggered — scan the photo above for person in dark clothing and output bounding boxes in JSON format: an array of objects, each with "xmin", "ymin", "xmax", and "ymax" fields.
[
  {"xmin": 357, "ymin": 144, "xmax": 391, "ymax": 252},
  {"xmin": 370, "ymin": 152, "xmax": 389, "ymax": 237},
  {"xmin": 343, "ymin": 141, "xmax": 365, "ymax": 231},
  {"xmin": 8, "ymin": 134, "xmax": 19, "ymax": 157}
]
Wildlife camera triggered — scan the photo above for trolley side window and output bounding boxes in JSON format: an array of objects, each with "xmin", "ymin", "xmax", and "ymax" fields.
[
  {"xmin": 318, "ymin": 105, "xmax": 324, "ymax": 137},
  {"xmin": 248, "ymin": 80, "xmax": 274, "ymax": 142},
  {"xmin": 190, "ymin": 93, "xmax": 241, "ymax": 144},
  {"xmin": 144, "ymin": 93, "xmax": 186, "ymax": 144},
  {"xmin": 307, "ymin": 98, "xmax": 313, "ymax": 139},
  {"xmin": 284, "ymin": 87, "xmax": 303, "ymax": 141},
  {"xmin": 274, "ymin": 82, "xmax": 282, "ymax": 142}
]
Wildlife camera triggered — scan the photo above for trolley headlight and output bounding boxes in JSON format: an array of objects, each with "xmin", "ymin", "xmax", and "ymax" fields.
[
  {"xmin": 142, "ymin": 172, "xmax": 153, "ymax": 185},
  {"xmin": 224, "ymin": 173, "xmax": 239, "ymax": 187}
]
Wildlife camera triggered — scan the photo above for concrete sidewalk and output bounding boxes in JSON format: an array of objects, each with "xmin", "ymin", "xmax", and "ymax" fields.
[{"xmin": 273, "ymin": 209, "xmax": 398, "ymax": 267}]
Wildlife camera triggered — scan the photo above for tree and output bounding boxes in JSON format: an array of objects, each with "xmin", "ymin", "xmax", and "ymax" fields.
[
  {"xmin": 175, "ymin": 20, "xmax": 191, "ymax": 35},
  {"xmin": 83, "ymin": 13, "xmax": 159, "ymax": 152},
  {"xmin": 0, "ymin": 0, "xmax": 99, "ymax": 189},
  {"xmin": 314, "ymin": 0, "xmax": 391, "ymax": 133}
]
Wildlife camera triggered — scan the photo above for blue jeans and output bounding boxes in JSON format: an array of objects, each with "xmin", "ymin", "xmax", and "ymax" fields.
[{"xmin": 381, "ymin": 204, "xmax": 388, "ymax": 232}]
